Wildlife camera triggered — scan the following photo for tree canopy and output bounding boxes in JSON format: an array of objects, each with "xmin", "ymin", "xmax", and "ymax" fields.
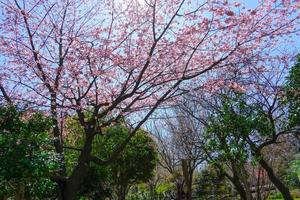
[{"xmin": 0, "ymin": 106, "xmax": 58, "ymax": 199}]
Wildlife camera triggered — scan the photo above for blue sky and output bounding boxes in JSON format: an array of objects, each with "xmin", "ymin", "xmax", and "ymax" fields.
[{"xmin": 242, "ymin": 0, "xmax": 259, "ymax": 8}]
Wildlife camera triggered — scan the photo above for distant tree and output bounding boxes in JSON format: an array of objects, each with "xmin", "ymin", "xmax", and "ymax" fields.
[
  {"xmin": 0, "ymin": 106, "xmax": 58, "ymax": 199},
  {"xmin": 153, "ymin": 106, "xmax": 205, "ymax": 200},
  {"xmin": 164, "ymin": 109, "xmax": 205, "ymax": 200},
  {"xmin": 155, "ymin": 132, "xmax": 184, "ymax": 200}
]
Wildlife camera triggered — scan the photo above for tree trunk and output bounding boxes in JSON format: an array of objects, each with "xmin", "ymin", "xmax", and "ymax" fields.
[
  {"xmin": 176, "ymin": 182, "xmax": 183, "ymax": 200},
  {"xmin": 214, "ymin": 163, "xmax": 250, "ymax": 200},
  {"xmin": 117, "ymin": 184, "xmax": 127, "ymax": 200},
  {"xmin": 15, "ymin": 184, "xmax": 25, "ymax": 200},
  {"xmin": 230, "ymin": 161, "xmax": 252, "ymax": 200},
  {"xmin": 249, "ymin": 144, "xmax": 293, "ymax": 200},
  {"xmin": 231, "ymin": 176, "xmax": 249, "ymax": 200},
  {"xmin": 61, "ymin": 162, "xmax": 89, "ymax": 200},
  {"xmin": 240, "ymin": 166, "xmax": 253, "ymax": 200},
  {"xmin": 59, "ymin": 133, "xmax": 95, "ymax": 200},
  {"xmin": 182, "ymin": 159, "xmax": 193, "ymax": 200},
  {"xmin": 186, "ymin": 173, "xmax": 193, "ymax": 200},
  {"xmin": 258, "ymin": 157, "xmax": 293, "ymax": 200}
]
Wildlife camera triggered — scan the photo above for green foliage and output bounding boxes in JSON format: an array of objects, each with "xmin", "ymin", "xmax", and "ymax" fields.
[
  {"xmin": 268, "ymin": 192, "xmax": 284, "ymax": 199},
  {"xmin": 126, "ymin": 182, "xmax": 172, "ymax": 200},
  {"xmin": 126, "ymin": 184, "xmax": 150, "ymax": 200},
  {"xmin": 94, "ymin": 124, "xmax": 158, "ymax": 194},
  {"xmin": 0, "ymin": 106, "xmax": 58, "ymax": 199},
  {"xmin": 64, "ymin": 117, "xmax": 86, "ymax": 175},
  {"xmin": 64, "ymin": 117, "xmax": 112, "ymax": 199},
  {"xmin": 285, "ymin": 153, "xmax": 300, "ymax": 188},
  {"xmin": 205, "ymin": 94, "xmax": 249, "ymax": 162},
  {"xmin": 285, "ymin": 55, "xmax": 300, "ymax": 128},
  {"xmin": 206, "ymin": 91, "xmax": 298, "ymax": 198},
  {"xmin": 205, "ymin": 93, "xmax": 274, "ymax": 163},
  {"xmin": 77, "ymin": 163, "xmax": 112, "ymax": 199},
  {"xmin": 290, "ymin": 154, "xmax": 300, "ymax": 180},
  {"xmin": 195, "ymin": 166, "xmax": 231, "ymax": 200},
  {"xmin": 155, "ymin": 182, "xmax": 173, "ymax": 194},
  {"xmin": 64, "ymin": 117, "xmax": 158, "ymax": 199}
]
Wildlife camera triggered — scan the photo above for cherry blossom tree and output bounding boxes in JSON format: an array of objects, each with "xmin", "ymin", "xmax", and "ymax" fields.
[{"xmin": 0, "ymin": 0, "xmax": 299, "ymax": 199}]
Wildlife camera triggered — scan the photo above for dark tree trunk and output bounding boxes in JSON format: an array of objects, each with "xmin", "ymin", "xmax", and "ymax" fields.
[
  {"xmin": 62, "ymin": 162, "xmax": 89, "ymax": 200},
  {"xmin": 248, "ymin": 143, "xmax": 293, "ymax": 200},
  {"xmin": 182, "ymin": 159, "xmax": 193, "ymax": 200},
  {"xmin": 176, "ymin": 182, "xmax": 184, "ymax": 200},
  {"xmin": 240, "ymin": 166, "xmax": 253, "ymax": 200},
  {"xmin": 15, "ymin": 184, "xmax": 25, "ymax": 200},
  {"xmin": 230, "ymin": 175, "xmax": 249, "ymax": 200},
  {"xmin": 258, "ymin": 157, "xmax": 293, "ymax": 200},
  {"xmin": 117, "ymin": 184, "xmax": 127, "ymax": 200},
  {"xmin": 58, "ymin": 133, "xmax": 95, "ymax": 200},
  {"xmin": 230, "ymin": 161, "xmax": 252, "ymax": 200},
  {"xmin": 186, "ymin": 172, "xmax": 193, "ymax": 200}
]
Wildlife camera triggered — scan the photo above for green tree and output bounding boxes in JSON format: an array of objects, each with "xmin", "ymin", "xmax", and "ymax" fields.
[
  {"xmin": 95, "ymin": 124, "xmax": 158, "ymax": 200},
  {"xmin": 205, "ymin": 92, "xmax": 294, "ymax": 200},
  {"xmin": 64, "ymin": 117, "xmax": 158, "ymax": 200},
  {"xmin": 285, "ymin": 55, "xmax": 300, "ymax": 190},
  {"xmin": 0, "ymin": 106, "xmax": 58, "ymax": 199},
  {"xmin": 204, "ymin": 94, "xmax": 253, "ymax": 200},
  {"xmin": 195, "ymin": 165, "xmax": 232, "ymax": 200},
  {"xmin": 64, "ymin": 116, "xmax": 112, "ymax": 200},
  {"xmin": 286, "ymin": 55, "xmax": 300, "ymax": 128}
]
